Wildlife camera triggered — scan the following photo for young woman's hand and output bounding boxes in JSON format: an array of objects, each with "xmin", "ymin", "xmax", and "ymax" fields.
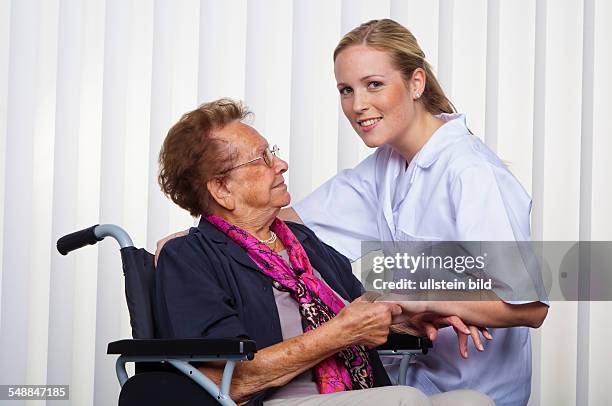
[
  {"xmin": 453, "ymin": 323, "xmax": 493, "ymax": 359},
  {"xmin": 155, "ymin": 230, "xmax": 189, "ymax": 266},
  {"xmin": 392, "ymin": 312, "xmax": 492, "ymax": 358}
]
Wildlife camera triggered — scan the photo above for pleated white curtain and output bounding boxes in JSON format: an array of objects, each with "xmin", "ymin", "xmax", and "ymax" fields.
[{"xmin": 1, "ymin": 0, "xmax": 611, "ymax": 405}]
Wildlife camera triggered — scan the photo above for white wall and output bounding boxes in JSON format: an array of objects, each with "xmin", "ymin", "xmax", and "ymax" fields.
[{"xmin": 0, "ymin": 1, "xmax": 610, "ymax": 405}]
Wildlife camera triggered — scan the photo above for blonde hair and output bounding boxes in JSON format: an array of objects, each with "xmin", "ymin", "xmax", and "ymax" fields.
[{"xmin": 334, "ymin": 19, "xmax": 456, "ymax": 115}]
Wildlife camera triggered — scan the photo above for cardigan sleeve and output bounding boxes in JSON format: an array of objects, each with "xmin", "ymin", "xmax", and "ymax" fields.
[{"xmin": 155, "ymin": 234, "xmax": 250, "ymax": 339}]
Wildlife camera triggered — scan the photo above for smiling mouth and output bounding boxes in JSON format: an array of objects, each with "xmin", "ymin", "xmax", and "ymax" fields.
[{"xmin": 357, "ymin": 117, "xmax": 382, "ymax": 127}]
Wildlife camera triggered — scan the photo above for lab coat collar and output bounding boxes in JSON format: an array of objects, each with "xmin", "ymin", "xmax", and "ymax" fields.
[{"xmin": 415, "ymin": 113, "xmax": 468, "ymax": 169}]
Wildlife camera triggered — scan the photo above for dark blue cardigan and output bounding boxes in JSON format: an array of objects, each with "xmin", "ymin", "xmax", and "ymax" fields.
[{"xmin": 155, "ymin": 219, "xmax": 391, "ymax": 404}]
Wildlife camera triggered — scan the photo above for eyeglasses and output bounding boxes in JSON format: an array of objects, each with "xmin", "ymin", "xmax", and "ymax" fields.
[{"xmin": 223, "ymin": 145, "xmax": 280, "ymax": 173}]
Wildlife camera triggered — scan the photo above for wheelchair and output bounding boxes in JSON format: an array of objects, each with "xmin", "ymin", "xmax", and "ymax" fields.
[{"xmin": 57, "ymin": 224, "xmax": 432, "ymax": 406}]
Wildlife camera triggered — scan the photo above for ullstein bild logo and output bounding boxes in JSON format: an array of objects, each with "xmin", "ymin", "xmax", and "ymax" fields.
[{"xmin": 370, "ymin": 277, "xmax": 492, "ymax": 291}]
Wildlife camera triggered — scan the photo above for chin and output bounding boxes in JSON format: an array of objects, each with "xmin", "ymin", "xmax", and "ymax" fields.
[
  {"xmin": 359, "ymin": 133, "xmax": 386, "ymax": 148},
  {"xmin": 274, "ymin": 191, "xmax": 291, "ymax": 208},
  {"xmin": 354, "ymin": 126, "xmax": 388, "ymax": 148},
  {"xmin": 281, "ymin": 192, "xmax": 291, "ymax": 206}
]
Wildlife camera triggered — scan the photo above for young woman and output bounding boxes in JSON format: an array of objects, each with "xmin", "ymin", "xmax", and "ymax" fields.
[{"xmin": 282, "ymin": 19, "xmax": 548, "ymax": 406}]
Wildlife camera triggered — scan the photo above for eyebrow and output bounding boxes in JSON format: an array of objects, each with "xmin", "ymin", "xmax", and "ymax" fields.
[
  {"xmin": 336, "ymin": 74, "xmax": 385, "ymax": 87},
  {"xmin": 251, "ymin": 143, "xmax": 268, "ymax": 158}
]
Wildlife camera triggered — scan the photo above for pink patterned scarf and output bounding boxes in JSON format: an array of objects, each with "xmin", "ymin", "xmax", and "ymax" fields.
[{"xmin": 205, "ymin": 214, "xmax": 373, "ymax": 393}]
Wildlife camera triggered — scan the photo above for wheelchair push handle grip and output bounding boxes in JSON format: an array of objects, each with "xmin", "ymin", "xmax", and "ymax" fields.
[{"xmin": 57, "ymin": 224, "xmax": 103, "ymax": 255}]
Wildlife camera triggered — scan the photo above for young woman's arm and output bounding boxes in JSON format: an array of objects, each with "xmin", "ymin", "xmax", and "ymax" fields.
[
  {"xmin": 389, "ymin": 288, "xmax": 548, "ymax": 329},
  {"xmin": 387, "ymin": 291, "xmax": 548, "ymax": 358},
  {"xmin": 401, "ymin": 298, "xmax": 549, "ymax": 329}
]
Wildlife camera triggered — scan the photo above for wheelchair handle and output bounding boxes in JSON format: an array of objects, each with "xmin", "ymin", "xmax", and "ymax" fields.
[{"xmin": 57, "ymin": 224, "xmax": 134, "ymax": 255}]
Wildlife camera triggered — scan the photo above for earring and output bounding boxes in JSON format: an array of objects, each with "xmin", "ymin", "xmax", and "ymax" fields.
[{"xmin": 414, "ymin": 91, "xmax": 420, "ymax": 99}]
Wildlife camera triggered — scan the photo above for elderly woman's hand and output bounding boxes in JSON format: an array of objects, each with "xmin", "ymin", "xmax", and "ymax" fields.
[{"xmin": 332, "ymin": 299, "xmax": 402, "ymax": 348}]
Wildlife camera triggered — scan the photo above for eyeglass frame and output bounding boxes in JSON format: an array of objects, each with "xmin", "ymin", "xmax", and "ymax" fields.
[{"xmin": 221, "ymin": 144, "xmax": 280, "ymax": 174}]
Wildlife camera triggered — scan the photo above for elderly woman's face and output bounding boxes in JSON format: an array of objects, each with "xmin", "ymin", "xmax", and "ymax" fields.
[{"xmin": 217, "ymin": 121, "xmax": 290, "ymax": 213}]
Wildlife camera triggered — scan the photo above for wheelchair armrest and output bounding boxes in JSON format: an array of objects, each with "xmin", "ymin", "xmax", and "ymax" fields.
[
  {"xmin": 376, "ymin": 333, "xmax": 432, "ymax": 354},
  {"xmin": 107, "ymin": 337, "xmax": 257, "ymax": 360}
]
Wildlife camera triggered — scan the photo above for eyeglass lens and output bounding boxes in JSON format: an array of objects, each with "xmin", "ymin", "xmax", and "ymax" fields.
[{"xmin": 263, "ymin": 145, "xmax": 278, "ymax": 167}]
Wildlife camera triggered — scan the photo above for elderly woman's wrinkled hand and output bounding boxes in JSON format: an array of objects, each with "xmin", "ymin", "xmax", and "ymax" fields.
[{"xmin": 332, "ymin": 299, "xmax": 402, "ymax": 348}]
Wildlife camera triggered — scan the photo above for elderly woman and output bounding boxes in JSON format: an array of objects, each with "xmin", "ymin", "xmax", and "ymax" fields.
[{"xmin": 154, "ymin": 99, "xmax": 493, "ymax": 406}]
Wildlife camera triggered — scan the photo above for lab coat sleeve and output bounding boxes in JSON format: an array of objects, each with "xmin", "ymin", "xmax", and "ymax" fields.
[
  {"xmin": 293, "ymin": 153, "xmax": 380, "ymax": 261},
  {"xmin": 450, "ymin": 162, "xmax": 547, "ymax": 304},
  {"xmin": 450, "ymin": 163, "xmax": 518, "ymax": 241}
]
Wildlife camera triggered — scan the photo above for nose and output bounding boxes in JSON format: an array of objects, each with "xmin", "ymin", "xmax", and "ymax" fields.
[
  {"xmin": 274, "ymin": 155, "xmax": 288, "ymax": 174},
  {"xmin": 352, "ymin": 90, "xmax": 369, "ymax": 113}
]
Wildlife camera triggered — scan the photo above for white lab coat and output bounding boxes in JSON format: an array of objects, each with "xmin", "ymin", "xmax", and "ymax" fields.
[{"xmin": 294, "ymin": 113, "xmax": 542, "ymax": 405}]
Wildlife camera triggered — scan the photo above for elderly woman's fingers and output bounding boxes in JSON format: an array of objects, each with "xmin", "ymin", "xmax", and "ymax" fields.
[
  {"xmin": 334, "ymin": 300, "xmax": 403, "ymax": 348},
  {"xmin": 154, "ymin": 229, "xmax": 189, "ymax": 266},
  {"xmin": 386, "ymin": 303, "xmax": 403, "ymax": 316}
]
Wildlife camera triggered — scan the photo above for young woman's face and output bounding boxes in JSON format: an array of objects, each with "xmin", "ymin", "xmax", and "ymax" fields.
[{"xmin": 334, "ymin": 45, "xmax": 416, "ymax": 148}]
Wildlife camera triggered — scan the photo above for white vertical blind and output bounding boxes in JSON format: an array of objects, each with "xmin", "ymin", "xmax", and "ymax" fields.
[
  {"xmin": 48, "ymin": 1, "xmax": 80, "ymax": 400},
  {"xmin": 146, "ymin": 0, "xmax": 199, "ymax": 252},
  {"xmin": 289, "ymin": 0, "xmax": 341, "ymax": 202},
  {"xmin": 538, "ymin": 2, "xmax": 583, "ymax": 405},
  {"xmin": 0, "ymin": 0, "xmax": 10, "ymax": 329},
  {"xmin": 197, "ymin": 0, "xmax": 247, "ymax": 103},
  {"xmin": 437, "ymin": 0, "xmax": 453, "ymax": 101},
  {"xmin": 496, "ymin": 0, "xmax": 536, "ymax": 192},
  {"xmin": 1, "ymin": 1, "xmax": 611, "ymax": 405},
  {"xmin": 1, "ymin": 0, "xmax": 41, "ymax": 390},
  {"xmin": 585, "ymin": 1, "xmax": 612, "ymax": 404},
  {"xmin": 576, "ymin": 1, "xmax": 594, "ymax": 404},
  {"xmin": 28, "ymin": 0, "xmax": 58, "ymax": 396},
  {"xmin": 244, "ymin": 0, "xmax": 293, "ymax": 160},
  {"xmin": 390, "ymin": 0, "xmax": 439, "ymax": 70},
  {"xmin": 94, "ymin": 0, "xmax": 132, "ymax": 402},
  {"xmin": 69, "ymin": 0, "xmax": 106, "ymax": 404},
  {"xmin": 448, "ymin": 0, "xmax": 487, "ymax": 137}
]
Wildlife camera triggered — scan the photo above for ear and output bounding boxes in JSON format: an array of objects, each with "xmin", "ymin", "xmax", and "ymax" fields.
[
  {"xmin": 207, "ymin": 177, "xmax": 235, "ymax": 211},
  {"xmin": 410, "ymin": 68, "xmax": 426, "ymax": 99}
]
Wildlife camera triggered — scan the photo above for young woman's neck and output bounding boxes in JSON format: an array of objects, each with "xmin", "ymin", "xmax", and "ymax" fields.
[{"xmin": 391, "ymin": 107, "xmax": 445, "ymax": 166}]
